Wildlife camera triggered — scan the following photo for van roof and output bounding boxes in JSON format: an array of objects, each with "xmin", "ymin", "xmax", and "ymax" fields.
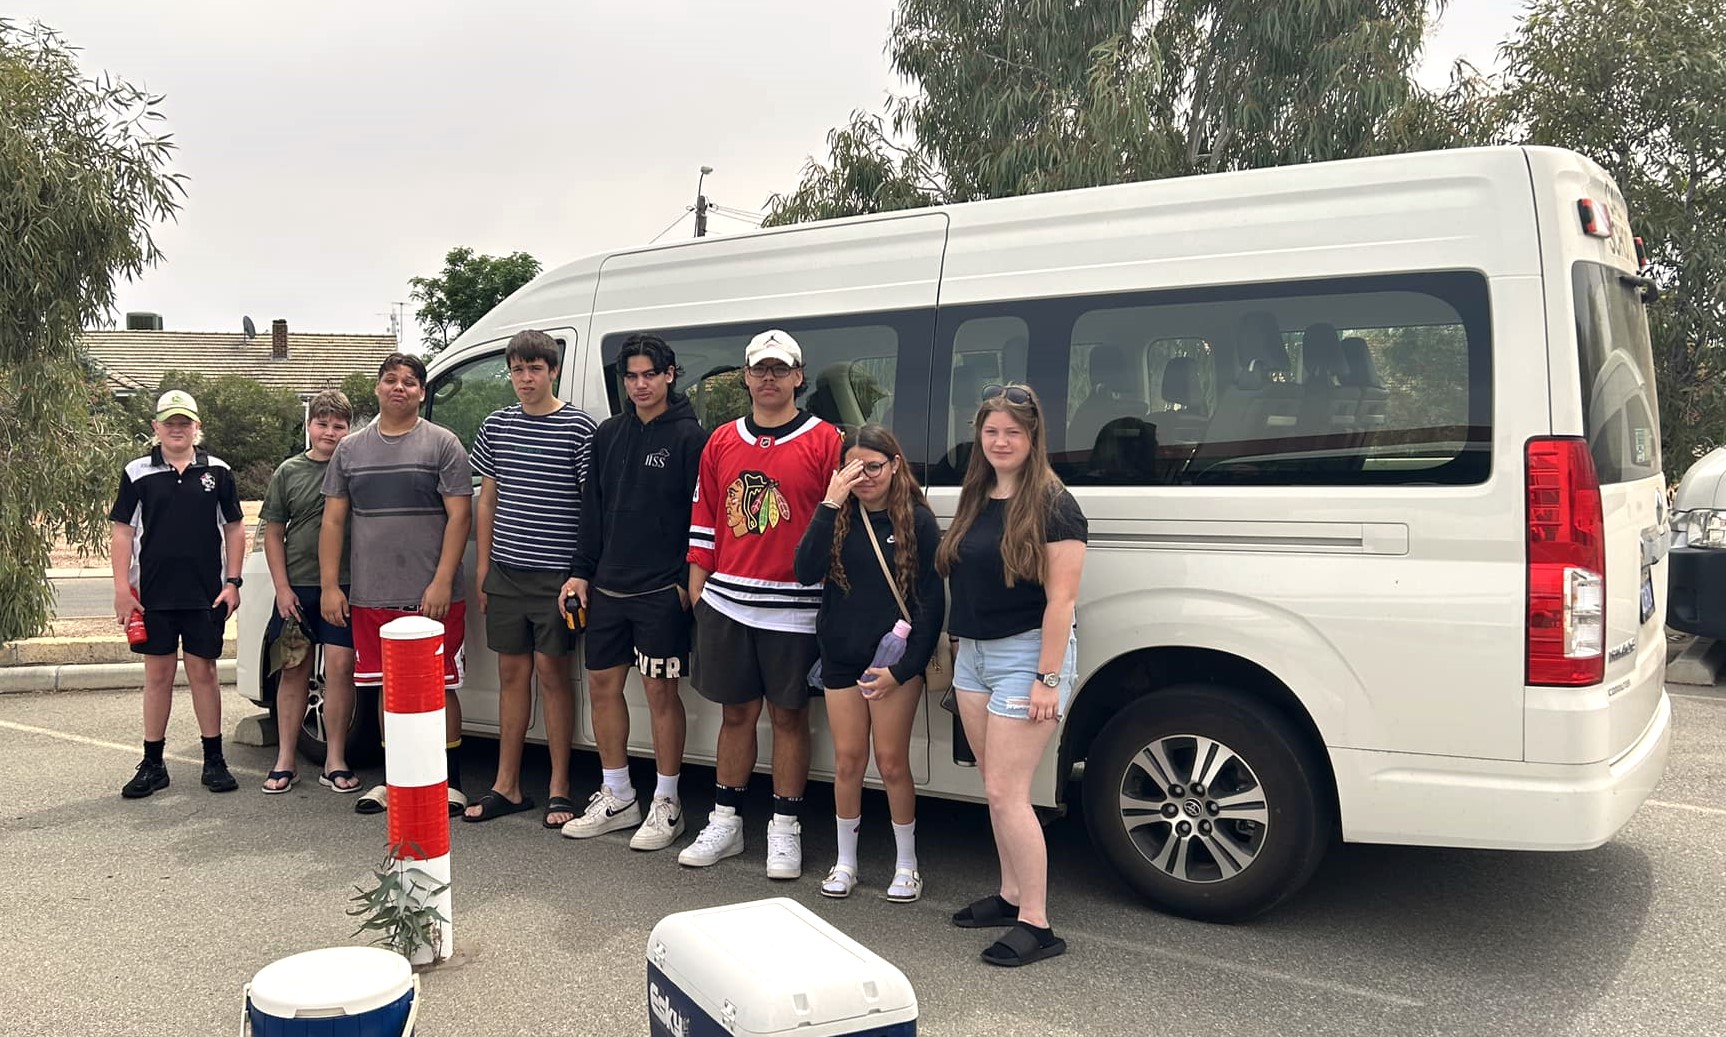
[{"xmin": 450, "ymin": 146, "xmax": 1611, "ymax": 355}]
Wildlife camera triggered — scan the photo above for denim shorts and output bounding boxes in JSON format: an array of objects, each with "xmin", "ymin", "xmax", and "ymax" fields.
[{"xmin": 953, "ymin": 627, "xmax": 1078, "ymax": 720}]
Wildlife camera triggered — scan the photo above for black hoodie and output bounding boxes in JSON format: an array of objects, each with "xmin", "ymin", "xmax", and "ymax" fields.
[{"xmin": 570, "ymin": 392, "xmax": 709, "ymax": 593}]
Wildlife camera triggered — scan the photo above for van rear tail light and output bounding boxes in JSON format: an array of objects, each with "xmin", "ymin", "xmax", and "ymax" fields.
[
  {"xmin": 1578, "ymin": 198, "xmax": 1613, "ymax": 238},
  {"xmin": 1526, "ymin": 437, "xmax": 1605, "ymax": 686}
]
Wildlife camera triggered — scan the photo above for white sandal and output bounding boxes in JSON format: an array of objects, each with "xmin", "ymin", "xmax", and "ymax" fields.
[
  {"xmin": 885, "ymin": 866, "xmax": 923, "ymax": 903},
  {"xmin": 820, "ymin": 863, "xmax": 859, "ymax": 899}
]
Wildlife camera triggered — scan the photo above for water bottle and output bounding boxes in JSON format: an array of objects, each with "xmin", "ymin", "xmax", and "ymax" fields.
[
  {"xmin": 125, "ymin": 609, "xmax": 148, "ymax": 646},
  {"xmin": 861, "ymin": 620, "xmax": 912, "ymax": 698}
]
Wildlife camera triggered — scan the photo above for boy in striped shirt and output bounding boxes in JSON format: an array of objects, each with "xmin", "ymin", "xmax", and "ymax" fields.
[
  {"xmin": 462, "ymin": 330, "xmax": 597, "ymax": 827},
  {"xmin": 680, "ymin": 329, "xmax": 842, "ymax": 878}
]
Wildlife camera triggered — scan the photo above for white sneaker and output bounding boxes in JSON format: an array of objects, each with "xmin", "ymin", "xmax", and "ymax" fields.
[
  {"xmin": 630, "ymin": 796, "xmax": 686, "ymax": 851},
  {"xmin": 678, "ymin": 811, "xmax": 744, "ymax": 867},
  {"xmin": 766, "ymin": 817, "xmax": 802, "ymax": 880},
  {"xmin": 560, "ymin": 787, "xmax": 641, "ymax": 840}
]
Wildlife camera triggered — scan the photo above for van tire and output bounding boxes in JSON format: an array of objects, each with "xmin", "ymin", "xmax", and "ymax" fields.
[
  {"xmin": 1082, "ymin": 684, "xmax": 1333, "ymax": 921},
  {"xmin": 261, "ymin": 641, "xmax": 383, "ymax": 768}
]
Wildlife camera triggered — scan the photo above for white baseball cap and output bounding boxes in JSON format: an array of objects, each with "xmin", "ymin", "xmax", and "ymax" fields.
[{"xmin": 745, "ymin": 329, "xmax": 802, "ymax": 369}]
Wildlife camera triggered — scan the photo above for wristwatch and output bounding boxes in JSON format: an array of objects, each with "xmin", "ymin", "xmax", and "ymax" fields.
[
  {"xmin": 1036, "ymin": 671, "xmax": 1060, "ymax": 688},
  {"xmin": 225, "ymin": 576, "xmax": 244, "ymax": 588}
]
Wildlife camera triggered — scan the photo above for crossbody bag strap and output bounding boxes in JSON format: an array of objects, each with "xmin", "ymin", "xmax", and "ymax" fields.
[{"xmin": 858, "ymin": 499, "xmax": 911, "ymax": 623}]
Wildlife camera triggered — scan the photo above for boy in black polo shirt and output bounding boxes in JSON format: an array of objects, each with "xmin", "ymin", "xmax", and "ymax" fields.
[{"xmin": 110, "ymin": 390, "xmax": 247, "ymax": 798}]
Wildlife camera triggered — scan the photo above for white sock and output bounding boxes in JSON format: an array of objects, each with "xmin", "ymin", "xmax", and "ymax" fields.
[
  {"xmin": 892, "ymin": 820, "xmax": 917, "ymax": 872},
  {"xmin": 654, "ymin": 772, "xmax": 680, "ymax": 802},
  {"xmin": 602, "ymin": 766, "xmax": 634, "ymax": 801},
  {"xmin": 836, "ymin": 815, "xmax": 861, "ymax": 869}
]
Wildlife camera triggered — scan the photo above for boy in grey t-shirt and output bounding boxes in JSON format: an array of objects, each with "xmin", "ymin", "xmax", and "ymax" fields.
[{"xmin": 321, "ymin": 352, "xmax": 475, "ymax": 816}]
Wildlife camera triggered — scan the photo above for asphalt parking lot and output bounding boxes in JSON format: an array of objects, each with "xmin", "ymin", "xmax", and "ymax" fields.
[{"xmin": 2, "ymin": 684, "xmax": 1723, "ymax": 1037}]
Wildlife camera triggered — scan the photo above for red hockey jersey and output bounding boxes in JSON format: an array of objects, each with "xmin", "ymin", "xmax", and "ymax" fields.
[{"xmin": 688, "ymin": 412, "xmax": 843, "ymax": 633}]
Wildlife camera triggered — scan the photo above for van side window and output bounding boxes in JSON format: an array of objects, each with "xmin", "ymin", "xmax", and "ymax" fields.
[
  {"xmin": 1051, "ymin": 273, "xmax": 1491, "ymax": 486},
  {"xmin": 927, "ymin": 315, "xmax": 1031, "ymax": 485},
  {"xmin": 1572, "ymin": 262, "xmax": 1661, "ymax": 484},
  {"xmin": 600, "ymin": 312, "xmax": 931, "ymax": 444},
  {"xmin": 425, "ymin": 350, "xmax": 515, "ymax": 455}
]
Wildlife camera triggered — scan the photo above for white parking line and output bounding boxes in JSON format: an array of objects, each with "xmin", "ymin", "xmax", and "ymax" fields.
[
  {"xmin": 1645, "ymin": 798, "xmax": 1726, "ymax": 817},
  {"xmin": 0, "ymin": 718, "xmax": 269, "ymax": 777},
  {"xmin": 1670, "ymin": 692, "xmax": 1726, "ymax": 703}
]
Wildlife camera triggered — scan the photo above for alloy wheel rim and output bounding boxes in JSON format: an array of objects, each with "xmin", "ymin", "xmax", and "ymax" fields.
[{"xmin": 1117, "ymin": 733, "xmax": 1270, "ymax": 884}]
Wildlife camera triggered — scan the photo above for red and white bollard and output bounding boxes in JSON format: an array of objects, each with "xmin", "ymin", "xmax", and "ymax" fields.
[{"xmin": 381, "ymin": 615, "xmax": 453, "ymax": 964}]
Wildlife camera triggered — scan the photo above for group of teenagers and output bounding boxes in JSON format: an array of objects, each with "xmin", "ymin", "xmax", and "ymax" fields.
[{"xmin": 110, "ymin": 326, "xmax": 1087, "ymax": 968}]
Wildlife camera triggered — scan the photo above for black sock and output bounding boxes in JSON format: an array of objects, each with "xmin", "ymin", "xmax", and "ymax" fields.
[
  {"xmin": 144, "ymin": 739, "xmax": 165, "ymax": 765},
  {"xmin": 772, "ymin": 794, "xmax": 804, "ymax": 819},
  {"xmin": 715, "ymin": 783, "xmax": 747, "ymax": 809},
  {"xmin": 1018, "ymin": 921, "xmax": 1059, "ymax": 948},
  {"xmin": 446, "ymin": 743, "xmax": 463, "ymax": 791},
  {"xmin": 200, "ymin": 735, "xmax": 223, "ymax": 763}
]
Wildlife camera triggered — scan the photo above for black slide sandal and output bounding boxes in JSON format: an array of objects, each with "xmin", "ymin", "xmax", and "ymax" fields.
[
  {"xmin": 951, "ymin": 894, "xmax": 1019, "ymax": 929},
  {"xmin": 542, "ymin": 796, "xmax": 578, "ymax": 829},
  {"xmin": 461, "ymin": 790, "xmax": 535, "ymax": 823},
  {"xmin": 981, "ymin": 923, "xmax": 1067, "ymax": 967}
]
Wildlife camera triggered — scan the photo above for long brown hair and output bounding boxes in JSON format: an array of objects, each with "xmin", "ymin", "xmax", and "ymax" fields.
[
  {"xmin": 935, "ymin": 383, "xmax": 1063, "ymax": 587},
  {"xmin": 830, "ymin": 424, "xmax": 928, "ymax": 602}
]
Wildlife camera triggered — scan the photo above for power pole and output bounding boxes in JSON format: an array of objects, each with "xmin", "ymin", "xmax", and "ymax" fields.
[{"xmin": 694, "ymin": 165, "xmax": 713, "ymax": 238}]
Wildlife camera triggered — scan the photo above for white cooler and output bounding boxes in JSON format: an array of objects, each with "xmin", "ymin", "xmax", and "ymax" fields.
[{"xmin": 647, "ymin": 898, "xmax": 918, "ymax": 1036}]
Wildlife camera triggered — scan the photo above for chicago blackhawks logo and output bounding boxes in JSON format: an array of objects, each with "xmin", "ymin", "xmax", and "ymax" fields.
[{"xmin": 724, "ymin": 470, "xmax": 790, "ymax": 538}]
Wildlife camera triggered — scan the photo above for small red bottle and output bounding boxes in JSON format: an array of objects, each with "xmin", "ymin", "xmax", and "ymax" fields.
[{"xmin": 125, "ymin": 609, "xmax": 148, "ymax": 646}]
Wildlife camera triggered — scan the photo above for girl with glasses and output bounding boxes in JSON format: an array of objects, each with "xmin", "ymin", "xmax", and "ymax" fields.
[
  {"xmin": 793, "ymin": 424, "xmax": 945, "ymax": 903},
  {"xmin": 938, "ymin": 382, "xmax": 1087, "ymax": 966}
]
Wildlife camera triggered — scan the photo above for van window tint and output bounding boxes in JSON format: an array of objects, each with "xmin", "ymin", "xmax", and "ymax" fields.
[
  {"xmin": 601, "ymin": 313, "xmax": 930, "ymax": 444},
  {"xmin": 1044, "ymin": 273, "xmax": 1491, "ymax": 486},
  {"xmin": 425, "ymin": 350, "xmax": 515, "ymax": 455},
  {"xmin": 928, "ymin": 316, "xmax": 1031, "ymax": 483},
  {"xmin": 1573, "ymin": 262, "xmax": 1661, "ymax": 484}
]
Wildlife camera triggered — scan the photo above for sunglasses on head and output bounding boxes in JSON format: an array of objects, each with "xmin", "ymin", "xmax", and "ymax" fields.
[{"xmin": 981, "ymin": 383, "xmax": 1035, "ymax": 406}]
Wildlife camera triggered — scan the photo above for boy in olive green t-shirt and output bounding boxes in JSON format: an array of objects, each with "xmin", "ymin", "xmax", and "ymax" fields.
[{"xmin": 259, "ymin": 389, "xmax": 359, "ymax": 795}]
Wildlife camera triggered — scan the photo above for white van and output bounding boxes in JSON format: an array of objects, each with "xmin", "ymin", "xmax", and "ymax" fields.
[{"xmin": 238, "ymin": 145, "xmax": 1671, "ymax": 920}]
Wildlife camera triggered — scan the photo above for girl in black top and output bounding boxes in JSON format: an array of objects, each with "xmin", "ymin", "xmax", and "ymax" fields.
[
  {"xmin": 794, "ymin": 424, "xmax": 943, "ymax": 903},
  {"xmin": 937, "ymin": 383, "xmax": 1087, "ymax": 967}
]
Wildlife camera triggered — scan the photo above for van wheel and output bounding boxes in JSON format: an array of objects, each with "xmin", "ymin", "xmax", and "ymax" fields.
[
  {"xmin": 262, "ymin": 642, "xmax": 383, "ymax": 768},
  {"xmin": 1082, "ymin": 684, "xmax": 1333, "ymax": 921}
]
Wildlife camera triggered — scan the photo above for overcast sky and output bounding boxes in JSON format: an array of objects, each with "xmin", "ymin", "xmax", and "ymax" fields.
[{"xmin": 21, "ymin": 1, "xmax": 1519, "ymax": 352}]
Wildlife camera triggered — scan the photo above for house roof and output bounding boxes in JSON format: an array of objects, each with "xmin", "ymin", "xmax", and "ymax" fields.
[{"xmin": 81, "ymin": 329, "xmax": 402, "ymax": 397}]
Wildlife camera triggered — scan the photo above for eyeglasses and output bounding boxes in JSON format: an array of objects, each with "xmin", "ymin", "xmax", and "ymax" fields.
[
  {"xmin": 982, "ymin": 383, "xmax": 1036, "ymax": 406},
  {"xmin": 746, "ymin": 363, "xmax": 796, "ymax": 381},
  {"xmin": 858, "ymin": 459, "xmax": 891, "ymax": 477}
]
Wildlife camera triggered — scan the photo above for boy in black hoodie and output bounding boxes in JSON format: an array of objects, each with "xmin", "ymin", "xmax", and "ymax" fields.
[{"xmin": 560, "ymin": 334, "xmax": 709, "ymax": 850}]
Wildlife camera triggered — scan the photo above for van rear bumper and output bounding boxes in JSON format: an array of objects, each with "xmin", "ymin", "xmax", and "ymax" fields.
[
  {"xmin": 1331, "ymin": 689, "xmax": 1672, "ymax": 850},
  {"xmin": 1666, "ymin": 546, "xmax": 1726, "ymax": 639}
]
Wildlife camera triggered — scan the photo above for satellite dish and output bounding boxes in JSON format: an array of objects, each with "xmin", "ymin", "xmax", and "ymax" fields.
[{"xmin": 242, "ymin": 315, "xmax": 256, "ymax": 340}]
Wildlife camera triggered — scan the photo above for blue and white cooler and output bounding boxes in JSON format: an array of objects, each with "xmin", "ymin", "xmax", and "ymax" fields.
[
  {"xmin": 647, "ymin": 898, "xmax": 918, "ymax": 1036},
  {"xmin": 243, "ymin": 946, "xmax": 419, "ymax": 1037}
]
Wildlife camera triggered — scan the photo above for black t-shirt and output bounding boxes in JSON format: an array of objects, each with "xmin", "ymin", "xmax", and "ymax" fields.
[
  {"xmin": 947, "ymin": 488, "xmax": 1087, "ymax": 640},
  {"xmin": 109, "ymin": 446, "xmax": 244, "ymax": 609}
]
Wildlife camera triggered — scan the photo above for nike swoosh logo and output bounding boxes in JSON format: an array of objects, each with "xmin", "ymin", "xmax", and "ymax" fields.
[{"xmin": 606, "ymin": 804, "xmax": 634, "ymax": 817}]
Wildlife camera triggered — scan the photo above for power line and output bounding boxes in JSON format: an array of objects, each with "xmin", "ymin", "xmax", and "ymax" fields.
[
  {"xmin": 712, "ymin": 203, "xmax": 764, "ymax": 222},
  {"xmin": 710, "ymin": 209, "xmax": 763, "ymax": 227},
  {"xmin": 648, "ymin": 208, "xmax": 693, "ymax": 244}
]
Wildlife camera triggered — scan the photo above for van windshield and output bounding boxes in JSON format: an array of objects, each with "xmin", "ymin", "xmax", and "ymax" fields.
[{"xmin": 1573, "ymin": 261, "xmax": 1661, "ymax": 484}]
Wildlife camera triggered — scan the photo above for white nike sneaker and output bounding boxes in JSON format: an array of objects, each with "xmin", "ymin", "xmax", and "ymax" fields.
[
  {"xmin": 677, "ymin": 811, "xmax": 744, "ymax": 867},
  {"xmin": 560, "ymin": 787, "xmax": 641, "ymax": 840},
  {"xmin": 629, "ymin": 796, "xmax": 686, "ymax": 852},
  {"xmin": 765, "ymin": 817, "xmax": 802, "ymax": 880}
]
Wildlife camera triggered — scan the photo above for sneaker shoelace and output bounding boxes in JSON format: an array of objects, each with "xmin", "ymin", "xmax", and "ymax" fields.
[
  {"xmin": 645, "ymin": 799, "xmax": 677, "ymax": 827},
  {"xmin": 767, "ymin": 828, "xmax": 799, "ymax": 861},
  {"xmin": 689, "ymin": 820, "xmax": 736, "ymax": 853}
]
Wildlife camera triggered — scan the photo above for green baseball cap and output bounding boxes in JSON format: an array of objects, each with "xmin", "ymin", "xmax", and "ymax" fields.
[{"xmin": 154, "ymin": 389, "xmax": 200, "ymax": 421}]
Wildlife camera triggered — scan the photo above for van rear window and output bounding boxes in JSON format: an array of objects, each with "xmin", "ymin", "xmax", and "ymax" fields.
[{"xmin": 1572, "ymin": 262, "xmax": 1661, "ymax": 484}]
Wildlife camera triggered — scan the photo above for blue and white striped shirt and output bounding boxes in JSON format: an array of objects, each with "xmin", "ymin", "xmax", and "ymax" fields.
[{"xmin": 471, "ymin": 403, "xmax": 597, "ymax": 572}]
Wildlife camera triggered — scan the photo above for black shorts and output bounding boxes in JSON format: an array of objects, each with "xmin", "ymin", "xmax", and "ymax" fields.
[
  {"xmin": 264, "ymin": 586, "xmax": 355, "ymax": 650},
  {"xmin": 483, "ymin": 564, "xmax": 574, "ymax": 658},
  {"xmin": 585, "ymin": 586, "xmax": 691, "ymax": 679},
  {"xmin": 691, "ymin": 599, "xmax": 817, "ymax": 710},
  {"xmin": 134, "ymin": 604, "xmax": 227, "ymax": 660}
]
